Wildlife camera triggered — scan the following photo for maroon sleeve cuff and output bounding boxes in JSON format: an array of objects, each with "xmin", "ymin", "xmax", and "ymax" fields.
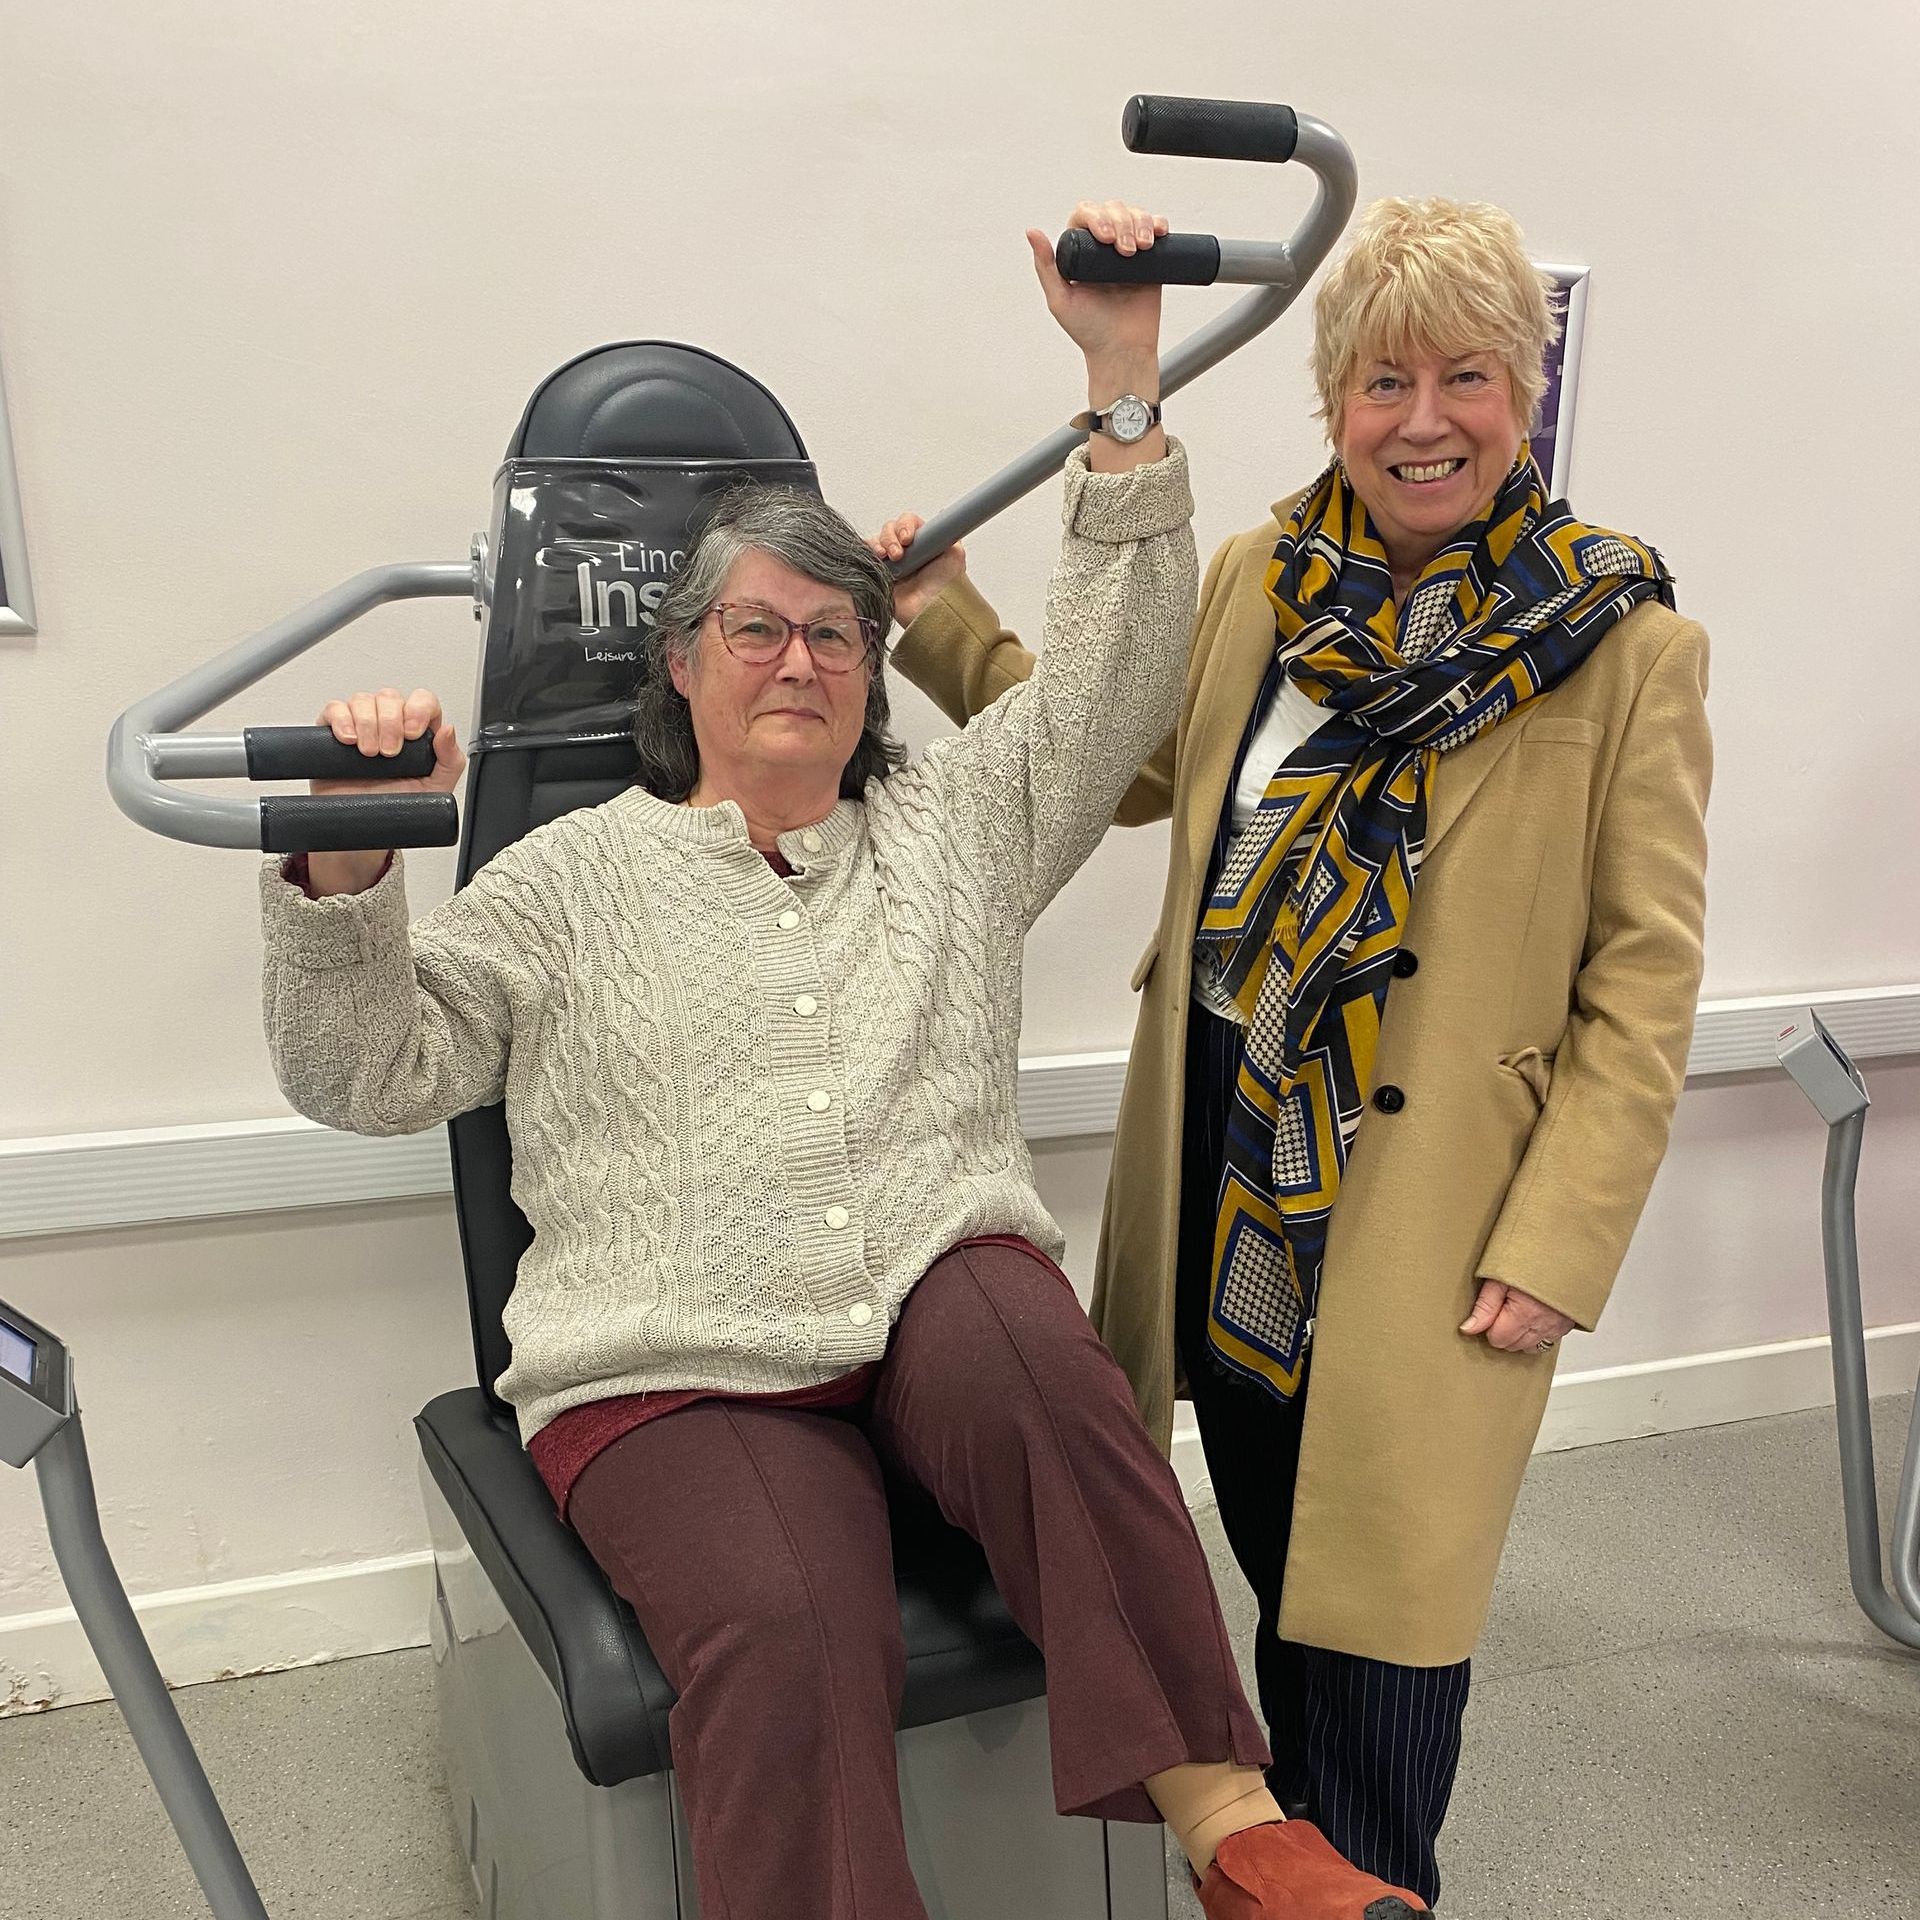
[{"xmin": 281, "ymin": 851, "xmax": 395, "ymax": 901}]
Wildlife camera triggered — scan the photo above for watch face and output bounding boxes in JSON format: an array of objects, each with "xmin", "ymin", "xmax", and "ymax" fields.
[{"xmin": 1109, "ymin": 394, "xmax": 1152, "ymax": 443}]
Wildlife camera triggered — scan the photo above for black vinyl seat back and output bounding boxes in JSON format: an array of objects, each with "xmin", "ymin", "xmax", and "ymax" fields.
[
  {"xmin": 449, "ymin": 342, "xmax": 818, "ymax": 1410},
  {"xmin": 419, "ymin": 346, "xmax": 1048, "ymax": 1792}
]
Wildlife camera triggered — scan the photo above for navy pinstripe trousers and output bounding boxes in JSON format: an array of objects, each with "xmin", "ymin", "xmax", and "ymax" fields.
[{"xmin": 1177, "ymin": 997, "xmax": 1470, "ymax": 1908}]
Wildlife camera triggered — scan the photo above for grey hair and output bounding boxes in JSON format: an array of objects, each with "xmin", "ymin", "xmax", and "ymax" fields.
[{"xmin": 631, "ymin": 485, "xmax": 908, "ymax": 802}]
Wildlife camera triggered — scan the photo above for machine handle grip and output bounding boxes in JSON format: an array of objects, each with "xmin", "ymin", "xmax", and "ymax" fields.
[
  {"xmin": 1122, "ymin": 94, "xmax": 1300, "ymax": 163},
  {"xmin": 244, "ymin": 726, "xmax": 439, "ymax": 783},
  {"xmin": 259, "ymin": 793, "xmax": 458, "ymax": 854},
  {"xmin": 1053, "ymin": 229, "xmax": 1222, "ymax": 287}
]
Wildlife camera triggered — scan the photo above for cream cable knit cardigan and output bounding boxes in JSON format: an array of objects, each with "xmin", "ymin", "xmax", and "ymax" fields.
[{"xmin": 261, "ymin": 445, "xmax": 1195, "ymax": 1442}]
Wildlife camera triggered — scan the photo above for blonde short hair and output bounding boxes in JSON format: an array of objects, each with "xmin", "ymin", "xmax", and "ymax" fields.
[{"xmin": 1310, "ymin": 197, "xmax": 1558, "ymax": 437}]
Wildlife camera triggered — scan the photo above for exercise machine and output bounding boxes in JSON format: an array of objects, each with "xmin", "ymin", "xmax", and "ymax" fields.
[{"xmin": 83, "ymin": 95, "xmax": 1358, "ymax": 1918}]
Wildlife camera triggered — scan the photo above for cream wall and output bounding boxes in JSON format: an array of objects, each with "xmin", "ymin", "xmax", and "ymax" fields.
[
  {"xmin": 2, "ymin": 4, "xmax": 1918, "ymax": 1660},
  {"xmin": 5, "ymin": 0, "xmax": 1919, "ymax": 1136}
]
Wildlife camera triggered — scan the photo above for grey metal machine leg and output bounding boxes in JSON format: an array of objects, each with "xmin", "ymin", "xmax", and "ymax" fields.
[
  {"xmin": 32, "ymin": 1414, "xmax": 274, "ymax": 1916},
  {"xmin": 1778, "ymin": 1011, "xmax": 1920, "ymax": 1647}
]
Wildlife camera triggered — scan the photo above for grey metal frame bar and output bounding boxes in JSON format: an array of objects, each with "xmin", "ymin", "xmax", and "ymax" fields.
[
  {"xmin": 1817, "ymin": 1111, "xmax": 1920, "ymax": 1645},
  {"xmin": 106, "ymin": 562, "xmax": 473, "ymax": 848},
  {"xmin": 146, "ymin": 733, "xmax": 253, "ymax": 779},
  {"xmin": 894, "ymin": 115, "xmax": 1357, "ymax": 575},
  {"xmin": 34, "ymin": 1410, "xmax": 272, "ymax": 1918},
  {"xmin": 1780, "ymin": 1011, "xmax": 1920, "ymax": 1647}
]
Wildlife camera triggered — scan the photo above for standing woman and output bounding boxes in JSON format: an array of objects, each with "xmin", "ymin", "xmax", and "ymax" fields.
[{"xmin": 877, "ymin": 196, "xmax": 1711, "ymax": 1906}]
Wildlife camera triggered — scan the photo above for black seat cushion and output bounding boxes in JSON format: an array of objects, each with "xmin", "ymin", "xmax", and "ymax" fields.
[{"xmin": 418, "ymin": 1389, "xmax": 1046, "ymax": 1788}]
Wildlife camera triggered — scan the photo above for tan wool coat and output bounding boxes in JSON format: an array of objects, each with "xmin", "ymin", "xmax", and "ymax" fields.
[{"xmin": 892, "ymin": 498, "xmax": 1712, "ymax": 1665}]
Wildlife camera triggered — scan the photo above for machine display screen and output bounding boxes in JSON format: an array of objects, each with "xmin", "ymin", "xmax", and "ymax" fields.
[{"xmin": 0, "ymin": 1321, "xmax": 34, "ymax": 1385}]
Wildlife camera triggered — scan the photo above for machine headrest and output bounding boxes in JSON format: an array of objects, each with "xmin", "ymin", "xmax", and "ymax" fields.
[
  {"xmin": 508, "ymin": 341, "xmax": 808, "ymax": 462},
  {"xmin": 474, "ymin": 342, "xmax": 820, "ymax": 753}
]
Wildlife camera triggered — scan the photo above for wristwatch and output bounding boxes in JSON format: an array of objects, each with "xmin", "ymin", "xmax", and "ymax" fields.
[{"xmin": 1070, "ymin": 393, "xmax": 1162, "ymax": 445}]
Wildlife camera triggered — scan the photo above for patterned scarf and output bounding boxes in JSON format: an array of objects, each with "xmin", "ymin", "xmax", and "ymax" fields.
[{"xmin": 1194, "ymin": 450, "xmax": 1672, "ymax": 1399}]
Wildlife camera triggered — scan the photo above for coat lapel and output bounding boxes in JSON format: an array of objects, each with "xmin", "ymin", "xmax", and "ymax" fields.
[
  {"xmin": 1174, "ymin": 553, "xmax": 1279, "ymax": 917},
  {"xmin": 1423, "ymin": 709, "xmax": 1532, "ymax": 854}
]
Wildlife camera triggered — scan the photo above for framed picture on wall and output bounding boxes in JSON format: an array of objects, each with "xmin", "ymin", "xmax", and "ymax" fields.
[
  {"xmin": 1531, "ymin": 262, "xmax": 1590, "ymax": 502},
  {"xmin": 0, "ymin": 338, "xmax": 36, "ymax": 635}
]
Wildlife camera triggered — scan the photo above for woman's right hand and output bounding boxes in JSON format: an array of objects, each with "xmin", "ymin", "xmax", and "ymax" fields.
[
  {"xmin": 305, "ymin": 686, "xmax": 465, "ymax": 894},
  {"xmin": 1025, "ymin": 199, "xmax": 1168, "ymax": 371},
  {"xmin": 869, "ymin": 514, "xmax": 967, "ymax": 630},
  {"xmin": 1028, "ymin": 199, "xmax": 1168, "ymax": 473}
]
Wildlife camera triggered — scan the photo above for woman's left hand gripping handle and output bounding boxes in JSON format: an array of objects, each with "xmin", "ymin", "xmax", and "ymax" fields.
[{"xmin": 305, "ymin": 686, "xmax": 466, "ymax": 895}]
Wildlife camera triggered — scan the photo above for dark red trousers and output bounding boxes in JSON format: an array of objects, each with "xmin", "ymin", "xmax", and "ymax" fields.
[{"xmin": 568, "ymin": 1239, "xmax": 1268, "ymax": 1920}]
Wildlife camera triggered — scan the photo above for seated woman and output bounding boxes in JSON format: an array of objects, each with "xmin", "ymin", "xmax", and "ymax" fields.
[
  {"xmin": 256, "ymin": 213, "xmax": 1429, "ymax": 1920},
  {"xmin": 879, "ymin": 194, "xmax": 1711, "ymax": 1908}
]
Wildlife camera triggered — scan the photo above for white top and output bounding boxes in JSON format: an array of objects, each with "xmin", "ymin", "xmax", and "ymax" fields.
[
  {"xmin": 1191, "ymin": 665, "xmax": 1329, "ymax": 1021},
  {"xmin": 259, "ymin": 446, "xmax": 1197, "ymax": 1443}
]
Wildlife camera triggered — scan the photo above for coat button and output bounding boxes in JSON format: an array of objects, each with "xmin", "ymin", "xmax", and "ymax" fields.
[
  {"xmin": 1373, "ymin": 1084, "xmax": 1406, "ymax": 1114},
  {"xmin": 1393, "ymin": 950, "xmax": 1419, "ymax": 978}
]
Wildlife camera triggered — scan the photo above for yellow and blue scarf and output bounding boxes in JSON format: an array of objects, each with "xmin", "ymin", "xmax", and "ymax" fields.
[{"xmin": 1193, "ymin": 451, "xmax": 1671, "ymax": 1399}]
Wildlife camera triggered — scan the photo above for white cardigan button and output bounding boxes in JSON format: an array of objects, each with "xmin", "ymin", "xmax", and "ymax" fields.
[
  {"xmin": 801, "ymin": 830, "xmax": 824, "ymax": 853},
  {"xmin": 848, "ymin": 1302, "xmax": 874, "ymax": 1328},
  {"xmin": 777, "ymin": 909, "xmax": 801, "ymax": 931},
  {"xmin": 806, "ymin": 1089, "xmax": 832, "ymax": 1113},
  {"xmin": 825, "ymin": 1205, "xmax": 850, "ymax": 1230},
  {"xmin": 794, "ymin": 995, "xmax": 818, "ymax": 1017}
]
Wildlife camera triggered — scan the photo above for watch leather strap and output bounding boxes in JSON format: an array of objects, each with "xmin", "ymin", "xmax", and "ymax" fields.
[{"xmin": 1069, "ymin": 395, "xmax": 1163, "ymax": 440}]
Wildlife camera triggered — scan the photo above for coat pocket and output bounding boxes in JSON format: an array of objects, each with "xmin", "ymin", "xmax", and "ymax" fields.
[
  {"xmin": 1497, "ymin": 1046, "xmax": 1555, "ymax": 1107},
  {"xmin": 1521, "ymin": 716, "xmax": 1604, "ymax": 749}
]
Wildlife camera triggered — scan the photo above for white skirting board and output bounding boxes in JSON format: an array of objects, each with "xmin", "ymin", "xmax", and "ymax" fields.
[
  {"xmin": 0, "ymin": 1551, "xmax": 434, "ymax": 1717},
  {"xmin": 8, "ymin": 1324, "xmax": 1915, "ymax": 1715}
]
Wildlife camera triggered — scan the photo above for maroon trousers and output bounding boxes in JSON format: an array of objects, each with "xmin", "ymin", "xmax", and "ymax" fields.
[{"xmin": 568, "ymin": 1239, "xmax": 1268, "ymax": 1920}]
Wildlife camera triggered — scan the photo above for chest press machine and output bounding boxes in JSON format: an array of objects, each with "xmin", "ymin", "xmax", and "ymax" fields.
[{"xmin": 32, "ymin": 95, "xmax": 1359, "ymax": 1920}]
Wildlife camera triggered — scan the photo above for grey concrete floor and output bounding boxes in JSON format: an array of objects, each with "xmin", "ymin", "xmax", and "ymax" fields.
[{"xmin": 3, "ymin": 1397, "xmax": 1916, "ymax": 1919}]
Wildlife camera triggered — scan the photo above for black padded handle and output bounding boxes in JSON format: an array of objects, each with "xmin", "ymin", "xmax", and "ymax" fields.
[
  {"xmin": 1121, "ymin": 94, "xmax": 1300, "ymax": 164},
  {"xmin": 246, "ymin": 726, "xmax": 439, "ymax": 783},
  {"xmin": 1054, "ymin": 229, "xmax": 1222, "ymax": 287},
  {"xmin": 259, "ymin": 792, "xmax": 459, "ymax": 853}
]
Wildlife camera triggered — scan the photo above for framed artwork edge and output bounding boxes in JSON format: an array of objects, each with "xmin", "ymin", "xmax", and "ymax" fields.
[
  {"xmin": 0, "ymin": 337, "xmax": 37, "ymax": 636},
  {"xmin": 1533, "ymin": 261, "xmax": 1591, "ymax": 503}
]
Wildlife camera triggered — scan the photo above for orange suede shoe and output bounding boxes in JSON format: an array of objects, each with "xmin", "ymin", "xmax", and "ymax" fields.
[{"xmin": 1197, "ymin": 1819, "xmax": 1430, "ymax": 1918}]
